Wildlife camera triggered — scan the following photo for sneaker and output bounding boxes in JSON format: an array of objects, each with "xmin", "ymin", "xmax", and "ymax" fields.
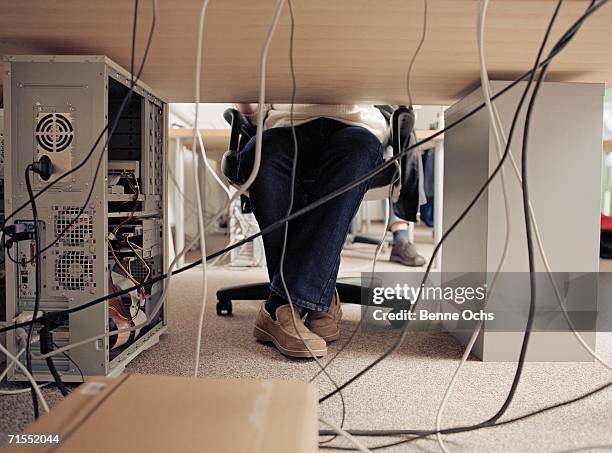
[
  {"xmin": 253, "ymin": 303, "xmax": 327, "ymax": 358},
  {"xmin": 305, "ymin": 289, "xmax": 342, "ymax": 342},
  {"xmin": 390, "ymin": 240, "xmax": 426, "ymax": 267}
]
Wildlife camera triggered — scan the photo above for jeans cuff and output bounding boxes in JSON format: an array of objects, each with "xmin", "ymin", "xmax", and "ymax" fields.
[{"xmin": 269, "ymin": 284, "xmax": 325, "ymax": 312}]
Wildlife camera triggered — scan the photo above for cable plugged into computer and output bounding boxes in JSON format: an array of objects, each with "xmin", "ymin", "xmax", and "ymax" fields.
[{"xmin": 30, "ymin": 155, "xmax": 53, "ymax": 181}]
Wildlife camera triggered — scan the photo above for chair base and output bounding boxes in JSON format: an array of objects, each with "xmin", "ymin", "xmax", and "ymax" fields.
[{"xmin": 215, "ymin": 281, "xmax": 365, "ymax": 316}]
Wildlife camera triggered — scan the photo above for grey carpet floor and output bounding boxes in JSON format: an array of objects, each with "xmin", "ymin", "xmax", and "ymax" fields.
[{"xmin": 2, "ymin": 236, "xmax": 612, "ymax": 452}]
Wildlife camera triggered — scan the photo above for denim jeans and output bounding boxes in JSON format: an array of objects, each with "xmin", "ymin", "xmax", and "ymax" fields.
[{"xmin": 237, "ymin": 118, "xmax": 383, "ymax": 312}]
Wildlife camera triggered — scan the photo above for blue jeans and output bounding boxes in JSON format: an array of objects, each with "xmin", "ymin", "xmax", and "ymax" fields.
[{"xmin": 237, "ymin": 118, "xmax": 383, "ymax": 312}]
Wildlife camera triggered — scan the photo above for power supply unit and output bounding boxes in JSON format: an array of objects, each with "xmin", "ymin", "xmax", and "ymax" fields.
[{"xmin": 2, "ymin": 55, "xmax": 168, "ymax": 381}]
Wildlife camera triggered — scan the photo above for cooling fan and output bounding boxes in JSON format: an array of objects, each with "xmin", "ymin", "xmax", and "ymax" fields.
[
  {"xmin": 54, "ymin": 250, "xmax": 93, "ymax": 291},
  {"xmin": 34, "ymin": 111, "xmax": 75, "ymax": 181}
]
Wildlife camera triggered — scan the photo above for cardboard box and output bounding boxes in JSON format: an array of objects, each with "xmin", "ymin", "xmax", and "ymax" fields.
[{"xmin": 13, "ymin": 374, "xmax": 318, "ymax": 453}]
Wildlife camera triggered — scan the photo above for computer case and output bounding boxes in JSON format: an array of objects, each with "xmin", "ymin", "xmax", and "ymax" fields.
[{"xmin": 2, "ymin": 55, "xmax": 168, "ymax": 381}]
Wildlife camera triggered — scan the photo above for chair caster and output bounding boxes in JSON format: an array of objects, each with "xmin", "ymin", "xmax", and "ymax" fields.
[{"xmin": 216, "ymin": 299, "xmax": 233, "ymax": 316}]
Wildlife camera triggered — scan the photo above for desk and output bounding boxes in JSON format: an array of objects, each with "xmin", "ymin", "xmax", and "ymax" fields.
[
  {"xmin": 1, "ymin": 1, "xmax": 612, "ymax": 104},
  {"xmin": 168, "ymin": 128, "xmax": 230, "ymax": 162}
]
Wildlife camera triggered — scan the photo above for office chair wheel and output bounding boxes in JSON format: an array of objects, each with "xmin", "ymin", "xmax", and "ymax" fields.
[{"xmin": 216, "ymin": 298, "xmax": 233, "ymax": 316}]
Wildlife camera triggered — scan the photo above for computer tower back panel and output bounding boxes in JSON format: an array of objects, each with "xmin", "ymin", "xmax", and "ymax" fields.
[{"xmin": 3, "ymin": 56, "xmax": 168, "ymax": 381}]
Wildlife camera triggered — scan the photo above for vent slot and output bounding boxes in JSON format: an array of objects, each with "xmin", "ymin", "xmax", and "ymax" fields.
[
  {"xmin": 55, "ymin": 251, "xmax": 94, "ymax": 291},
  {"xmin": 54, "ymin": 206, "xmax": 93, "ymax": 246},
  {"xmin": 35, "ymin": 113, "xmax": 74, "ymax": 153}
]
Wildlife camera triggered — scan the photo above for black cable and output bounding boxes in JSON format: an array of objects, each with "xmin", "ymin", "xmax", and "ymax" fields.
[
  {"xmin": 0, "ymin": 0, "xmax": 157, "ymax": 260},
  {"xmin": 0, "ymin": 0, "xmax": 606, "ymax": 342},
  {"xmin": 321, "ymin": 379, "xmax": 612, "ymax": 450},
  {"xmin": 23, "ymin": 165, "xmax": 40, "ymax": 418},
  {"xmin": 54, "ymin": 342, "xmax": 85, "ymax": 385},
  {"xmin": 44, "ymin": 357, "xmax": 69, "ymax": 397}
]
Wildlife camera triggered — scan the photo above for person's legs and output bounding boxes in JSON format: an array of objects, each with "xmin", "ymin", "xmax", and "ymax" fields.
[
  {"xmin": 238, "ymin": 122, "xmax": 330, "ymax": 358},
  {"xmin": 269, "ymin": 121, "xmax": 383, "ymax": 313},
  {"xmin": 388, "ymin": 211, "xmax": 426, "ymax": 267},
  {"xmin": 237, "ymin": 125, "xmax": 315, "ymax": 282}
]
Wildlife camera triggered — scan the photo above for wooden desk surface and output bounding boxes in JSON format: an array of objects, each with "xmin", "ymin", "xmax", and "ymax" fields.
[
  {"xmin": 169, "ymin": 128, "xmax": 229, "ymax": 161},
  {"xmin": 1, "ymin": 1, "xmax": 611, "ymax": 105}
]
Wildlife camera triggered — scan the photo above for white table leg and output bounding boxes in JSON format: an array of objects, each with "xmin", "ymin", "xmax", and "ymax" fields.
[
  {"xmin": 433, "ymin": 129, "xmax": 444, "ymax": 270},
  {"xmin": 174, "ymin": 138, "xmax": 185, "ymax": 267}
]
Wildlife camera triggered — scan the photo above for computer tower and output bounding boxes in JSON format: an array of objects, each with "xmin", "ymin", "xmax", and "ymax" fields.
[{"xmin": 2, "ymin": 55, "xmax": 168, "ymax": 381}]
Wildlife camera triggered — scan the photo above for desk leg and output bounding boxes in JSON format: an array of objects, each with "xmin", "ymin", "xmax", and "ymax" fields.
[
  {"xmin": 433, "ymin": 141, "xmax": 444, "ymax": 270},
  {"xmin": 174, "ymin": 138, "xmax": 185, "ymax": 268},
  {"xmin": 441, "ymin": 81, "xmax": 603, "ymax": 362}
]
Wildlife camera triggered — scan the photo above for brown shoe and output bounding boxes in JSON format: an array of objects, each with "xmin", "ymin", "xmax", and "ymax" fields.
[
  {"xmin": 390, "ymin": 240, "xmax": 426, "ymax": 267},
  {"xmin": 305, "ymin": 290, "xmax": 342, "ymax": 342},
  {"xmin": 253, "ymin": 303, "xmax": 327, "ymax": 358}
]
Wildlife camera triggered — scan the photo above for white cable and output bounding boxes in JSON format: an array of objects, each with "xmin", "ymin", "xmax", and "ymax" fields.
[
  {"xmin": 191, "ymin": 135, "xmax": 208, "ymax": 378},
  {"xmin": 191, "ymin": 0, "xmax": 286, "ymax": 375},
  {"xmin": 191, "ymin": 0, "xmax": 211, "ymax": 378},
  {"xmin": 202, "ymin": 0, "xmax": 286, "ymax": 231},
  {"xmin": 196, "ymin": 131, "xmax": 232, "ymax": 198},
  {"xmin": 0, "ymin": 343, "xmax": 49, "ymax": 413},
  {"xmin": 0, "ymin": 347, "xmax": 24, "ymax": 383},
  {"xmin": 319, "ymin": 418, "xmax": 372, "ymax": 453},
  {"xmin": 0, "ymin": 383, "xmax": 52, "ymax": 395},
  {"xmin": 436, "ymin": 3, "xmax": 612, "ymax": 451},
  {"xmin": 436, "ymin": 3, "xmax": 514, "ymax": 450}
]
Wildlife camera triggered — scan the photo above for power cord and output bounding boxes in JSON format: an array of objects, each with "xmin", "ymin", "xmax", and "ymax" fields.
[
  {"xmin": 405, "ymin": 0, "xmax": 428, "ymax": 106},
  {"xmin": 190, "ymin": 0, "xmax": 286, "ymax": 377},
  {"xmin": 319, "ymin": 417, "xmax": 372, "ymax": 453},
  {"xmin": 24, "ymin": 164, "xmax": 42, "ymax": 417},
  {"xmin": 201, "ymin": 0, "xmax": 287, "ymax": 232}
]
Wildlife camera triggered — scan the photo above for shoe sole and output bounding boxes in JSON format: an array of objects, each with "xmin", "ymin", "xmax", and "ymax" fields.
[
  {"xmin": 253, "ymin": 326, "xmax": 327, "ymax": 358},
  {"xmin": 321, "ymin": 331, "xmax": 340, "ymax": 342},
  {"xmin": 390, "ymin": 255, "xmax": 426, "ymax": 267}
]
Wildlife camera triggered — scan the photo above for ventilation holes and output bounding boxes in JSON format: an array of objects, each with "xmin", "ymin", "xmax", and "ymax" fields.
[
  {"xmin": 0, "ymin": 131, "xmax": 4, "ymax": 164},
  {"xmin": 35, "ymin": 113, "xmax": 74, "ymax": 153},
  {"xmin": 55, "ymin": 251, "xmax": 93, "ymax": 291},
  {"xmin": 54, "ymin": 207, "xmax": 93, "ymax": 246}
]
